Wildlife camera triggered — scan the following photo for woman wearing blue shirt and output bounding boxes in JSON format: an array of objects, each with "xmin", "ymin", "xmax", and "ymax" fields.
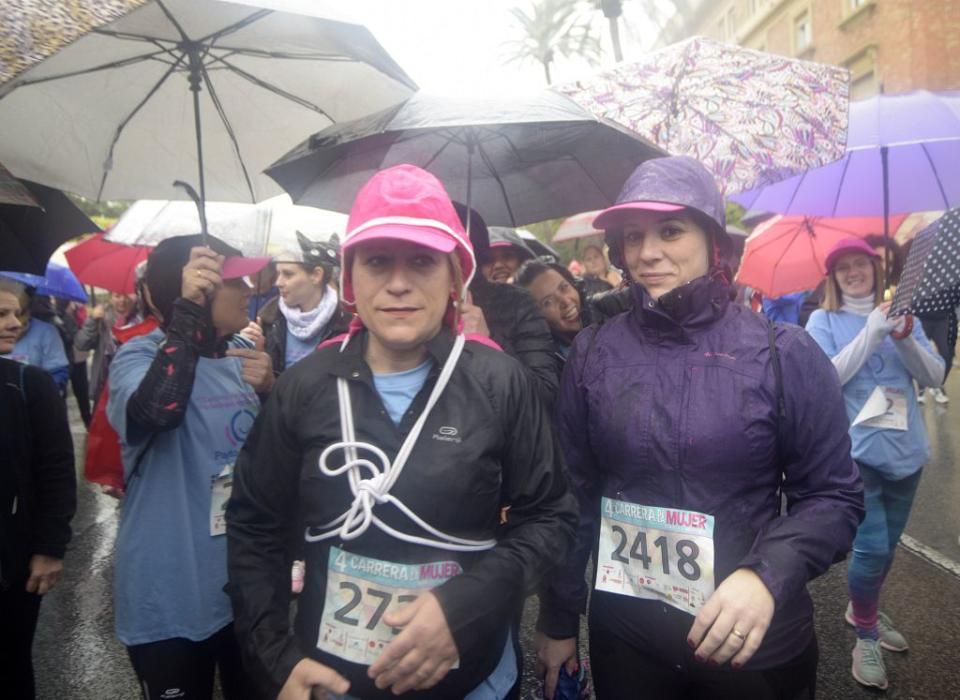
[
  {"xmin": 806, "ymin": 238, "xmax": 944, "ymax": 691},
  {"xmin": 107, "ymin": 235, "xmax": 273, "ymax": 700}
]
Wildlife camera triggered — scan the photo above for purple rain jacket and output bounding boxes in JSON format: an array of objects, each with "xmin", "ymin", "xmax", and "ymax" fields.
[{"xmin": 539, "ymin": 275, "xmax": 864, "ymax": 670}]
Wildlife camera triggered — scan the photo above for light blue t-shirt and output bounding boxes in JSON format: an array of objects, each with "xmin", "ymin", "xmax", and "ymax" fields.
[
  {"xmin": 806, "ymin": 309, "xmax": 934, "ymax": 478},
  {"xmin": 285, "ymin": 326, "xmax": 319, "ymax": 368},
  {"xmin": 106, "ymin": 329, "xmax": 259, "ymax": 645},
  {"xmin": 1, "ymin": 318, "xmax": 69, "ymax": 389},
  {"xmin": 372, "ymin": 360, "xmax": 432, "ymax": 426}
]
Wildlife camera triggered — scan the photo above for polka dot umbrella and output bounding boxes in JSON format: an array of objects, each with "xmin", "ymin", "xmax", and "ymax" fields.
[{"xmin": 891, "ymin": 207, "xmax": 960, "ymax": 349}]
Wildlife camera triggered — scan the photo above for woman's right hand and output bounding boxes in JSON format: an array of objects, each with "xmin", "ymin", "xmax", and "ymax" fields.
[
  {"xmin": 535, "ymin": 632, "xmax": 578, "ymax": 700},
  {"xmin": 278, "ymin": 658, "xmax": 349, "ymax": 700},
  {"xmin": 181, "ymin": 246, "xmax": 225, "ymax": 305}
]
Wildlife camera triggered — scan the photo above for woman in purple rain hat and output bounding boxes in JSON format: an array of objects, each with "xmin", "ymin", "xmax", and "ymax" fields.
[{"xmin": 536, "ymin": 156, "xmax": 865, "ymax": 700}]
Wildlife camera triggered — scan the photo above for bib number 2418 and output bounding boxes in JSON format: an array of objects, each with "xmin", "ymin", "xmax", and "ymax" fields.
[
  {"xmin": 609, "ymin": 525, "xmax": 702, "ymax": 581},
  {"xmin": 596, "ymin": 497, "xmax": 715, "ymax": 614}
]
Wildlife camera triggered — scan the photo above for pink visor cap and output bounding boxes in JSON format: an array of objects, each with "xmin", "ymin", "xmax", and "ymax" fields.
[
  {"xmin": 221, "ymin": 255, "xmax": 272, "ymax": 280},
  {"xmin": 824, "ymin": 238, "xmax": 881, "ymax": 272},
  {"xmin": 593, "ymin": 201, "xmax": 685, "ymax": 230},
  {"xmin": 340, "ymin": 164, "xmax": 476, "ymax": 306}
]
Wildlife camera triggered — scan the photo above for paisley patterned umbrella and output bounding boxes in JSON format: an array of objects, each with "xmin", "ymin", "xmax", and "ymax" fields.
[{"xmin": 556, "ymin": 36, "xmax": 850, "ymax": 195}]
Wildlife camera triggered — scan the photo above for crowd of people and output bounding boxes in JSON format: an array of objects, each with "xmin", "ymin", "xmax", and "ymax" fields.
[{"xmin": 2, "ymin": 153, "xmax": 954, "ymax": 700}]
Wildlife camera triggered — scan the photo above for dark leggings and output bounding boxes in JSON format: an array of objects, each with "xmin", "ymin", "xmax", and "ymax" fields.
[
  {"xmin": 590, "ymin": 630, "xmax": 818, "ymax": 700},
  {"xmin": 69, "ymin": 361, "xmax": 92, "ymax": 426},
  {"xmin": 0, "ymin": 585, "xmax": 43, "ymax": 700},
  {"xmin": 920, "ymin": 317, "xmax": 955, "ymax": 384},
  {"xmin": 126, "ymin": 624, "xmax": 258, "ymax": 700}
]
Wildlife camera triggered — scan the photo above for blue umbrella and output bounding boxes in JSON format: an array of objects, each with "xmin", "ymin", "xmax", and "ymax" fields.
[{"xmin": 0, "ymin": 261, "xmax": 88, "ymax": 303}]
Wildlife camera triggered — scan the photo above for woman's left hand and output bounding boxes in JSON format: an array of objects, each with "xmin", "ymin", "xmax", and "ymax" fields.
[
  {"xmin": 687, "ymin": 568, "xmax": 775, "ymax": 668},
  {"xmin": 368, "ymin": 592, "xmax": 459, "ymax": 694}
]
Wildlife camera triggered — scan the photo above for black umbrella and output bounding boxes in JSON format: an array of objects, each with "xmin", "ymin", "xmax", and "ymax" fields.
[
  {"xmin": 267, "ymin": 90, "xmax": 664, "ymax": 227},
  {"xmin": 890, "ymin": 208, "xmax": 960, "ymax": 349},
  {"xmin": 0, "ymin": 180, "xmax": 100, "ymax": 274}
]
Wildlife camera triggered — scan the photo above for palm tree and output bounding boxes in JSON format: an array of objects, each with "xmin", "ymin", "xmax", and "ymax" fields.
[
  {"xmin": 599, "ymin": 0, "xmax": 624, "ymax": 62},
  {"xmin": 505, "ymin": 0, "xmax": 602, "ymax": 84}
]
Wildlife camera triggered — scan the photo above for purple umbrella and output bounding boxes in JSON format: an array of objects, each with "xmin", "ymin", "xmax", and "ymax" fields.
[{"xmin": 732, "ymin": 91, "xmax": 960, "ymax": 240}]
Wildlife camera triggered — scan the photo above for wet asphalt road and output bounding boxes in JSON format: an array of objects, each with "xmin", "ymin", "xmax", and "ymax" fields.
[{"xmin": 34, "ymin": 373, "xmax": 960, "ymax": 699}]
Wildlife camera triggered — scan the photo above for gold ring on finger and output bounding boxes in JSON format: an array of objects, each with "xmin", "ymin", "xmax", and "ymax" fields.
[{"xmin": 731, "ymin": 627, "xmax": 746, "ymax": 641}]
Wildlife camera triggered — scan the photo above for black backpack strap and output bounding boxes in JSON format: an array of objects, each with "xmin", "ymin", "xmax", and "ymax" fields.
[{"xmin": 768, "ymin": 321, "xmax": 787, "ymax": 514}]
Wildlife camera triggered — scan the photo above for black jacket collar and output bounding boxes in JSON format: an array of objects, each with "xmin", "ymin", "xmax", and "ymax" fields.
[{"xmin": 327, "ymin": 325, "xmax": 457, "ymax": 380}]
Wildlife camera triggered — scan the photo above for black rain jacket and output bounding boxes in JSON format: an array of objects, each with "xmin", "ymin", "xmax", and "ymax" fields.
[{"xmin": 226, "ymin": 327, "xmax": 577, "ymax": 699}]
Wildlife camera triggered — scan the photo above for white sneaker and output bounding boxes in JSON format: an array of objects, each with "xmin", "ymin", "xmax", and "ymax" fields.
[
  {"xmin": 917, "ymin": 388, "xmax": 927, "ymax": 404},
  {"xmin": 852, "ymin": 638, "xmax": 889, "ymax": 690},
  {"xmin": 934, "ymin": 388, "xmax": 950, "ymax": 404}
]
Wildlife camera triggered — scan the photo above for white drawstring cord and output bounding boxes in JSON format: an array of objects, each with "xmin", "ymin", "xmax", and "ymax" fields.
[{"xmin": 305, "ymin": 333, "xmax": 497, "ymax": 552}]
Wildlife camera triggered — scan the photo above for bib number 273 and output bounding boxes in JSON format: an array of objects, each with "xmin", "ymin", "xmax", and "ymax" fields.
[{"xmin": 333, "ymin": 582, "xmax": 416, "ymax": 632}]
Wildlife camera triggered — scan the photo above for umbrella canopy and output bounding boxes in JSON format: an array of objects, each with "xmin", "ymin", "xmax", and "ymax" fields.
[
  {"xmin": 0, "ymin": 0, "xmax": 416, "ymax": 205},
  {"xmin": 556, "ymin": 36, "xmax": 850, "ymax": 195},
  {"xmin": 736, "ymin": 213, "xmax": 907, "ymax": 298},
  {"xmin": 0, "ymin": 179, "xmax": 101, "ymax": 274},
  {"xmin": 106, "ymin": 196, "xmax": 347, "ymax": 257},
  {"xmin": 732, "ymin": 91, "xmax": 960, "ymax": 222},
  {"xmin": 1, "ymin": 261, "xmax": 88, "ymax": 302},
  {"xmin": 891, "ymin": 208, "xmax": 960, "ymax": 318},
  {"xmin": 266, "ymin": 90, "xmax": 665, "ymax": 227},
  {"xmin": 0, "ymin": 159, "xmax": 38, "ymax": 206},
  {"xmin": 517, "ymin": 229, "xmax": 560, "ymax": 261},
  {"xmin": 553, "ymin": 210, "xmax": 604, "ymax": 243},
  {"xmin": 64, "ymin": 234, "xmax": 151, "ymax": 294}
]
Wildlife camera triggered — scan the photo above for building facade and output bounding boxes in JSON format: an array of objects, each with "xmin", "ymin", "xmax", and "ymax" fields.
[{"xmin": 656, "ymin": 0, "xmax": 960, "ymax": 98}]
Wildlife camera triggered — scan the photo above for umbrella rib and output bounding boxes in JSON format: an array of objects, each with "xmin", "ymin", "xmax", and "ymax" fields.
[
  {"xmin": 476, "ymin": 143, "xmax": 517, "ymax": 226},
  {"xmin": 920, "ymin": 143, "xmax": 950, "ymax": 209},
  {"xmin": 569, "ymin": 152, "xmax": 612, "ymax": 202},
  {"xmin": 210, "ymin": 56, "xmax": 334, "ymax": 119},
  {"xmin": 11, "ymin": 49, "xmax": 172, "ymax": 88},
  {"xmin": 783, "ymin": 164, "xmax": 812, "ymax": 214},
  {"xmin": 200, "ymin": 68, "xmax": 257, "ymax": 202},
  {"xmin": 155, "ymin": 0, "xmax": 192, "ymax": 43},
  {"xmin": 828, "ymin": 156, "xmax": 853, "ymax": 217},
  {"xmin": 420, "ymin": 138, "xmax": 456, "ymax": 171},
  {"xmin": 206, "ymin": 47, "xmax": 357, "ymax": 62},
  {"xmin": 96, "ymin": 56, "xmax": 187, "ymax": 201},
  {"xmin": 199, "ymin": 10, "xmax": 273, "ymax": 45}
]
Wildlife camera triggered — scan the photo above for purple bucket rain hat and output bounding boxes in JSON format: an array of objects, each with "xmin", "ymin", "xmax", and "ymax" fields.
[{"xmin": 593, "ymin": 155, "xmax": 726, "ymax": 235}]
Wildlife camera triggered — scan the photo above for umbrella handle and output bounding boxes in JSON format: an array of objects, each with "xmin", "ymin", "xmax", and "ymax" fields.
[{"xmin": 891, "ymin": 314, "xmax": 913, "ymax": 340}]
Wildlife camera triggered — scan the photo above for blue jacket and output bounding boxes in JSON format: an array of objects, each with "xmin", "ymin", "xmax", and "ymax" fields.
[
  {"xmin": 806, "ymin": 309, "xmax": 934, "ymax": 478},
  {"xmin": 540, "ymin": 276, "xmax": 863, "ymax": 669}
]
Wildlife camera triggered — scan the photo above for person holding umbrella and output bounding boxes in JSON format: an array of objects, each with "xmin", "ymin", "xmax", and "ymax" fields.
[
  {"xmin": 805, "ymin": 239, "xmax": 944, "ymax": 690},
  {"xmin": 226, "ymin": 164, "xmax": 576, "ymax": 700},
  {"xmin": 536, "ymin": 156, "xmax": 864, "ymax": 700},
  {"xmin": 106, "ymin": 235, "xmax": 273, "ymax": 700},
  {"xmin": 75, "ymin": 291, "xmax": 142, "ymax": 405}
]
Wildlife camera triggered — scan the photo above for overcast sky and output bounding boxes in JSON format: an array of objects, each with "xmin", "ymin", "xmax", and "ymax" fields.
[{"xmin": 225, "ymin": 0, "xmax": 670, "ymax": 95}]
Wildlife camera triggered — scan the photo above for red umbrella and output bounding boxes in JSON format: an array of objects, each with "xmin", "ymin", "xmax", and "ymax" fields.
[
  {"xmin": 736, "ymin": 214, "xmax": 907, "ymax": 298},
  {"xmin": 65, "ymin": 233, "xmax": 150, "ymax": 293}
]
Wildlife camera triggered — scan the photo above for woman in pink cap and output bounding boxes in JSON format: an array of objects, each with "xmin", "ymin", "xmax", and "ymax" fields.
[
  {"xmin": 806, "ymin": 238, "xmax": 944, "ymax": 690},
  {"xmin": 226, "ymin": 164, "xmax": 576, "ymax": 700}
]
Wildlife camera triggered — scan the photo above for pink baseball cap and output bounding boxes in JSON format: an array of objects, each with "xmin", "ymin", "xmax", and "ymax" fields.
[
  {"xmin": 340, "ymin": 164, "xmax": 476, "ymax": 306},
  {"xmin": 824, "ymin": 238, "xmax": 880, "ymax": 272},
  {"xmin": 221, "ymin": 255, "xmax": 271, "ymax": 280}
]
